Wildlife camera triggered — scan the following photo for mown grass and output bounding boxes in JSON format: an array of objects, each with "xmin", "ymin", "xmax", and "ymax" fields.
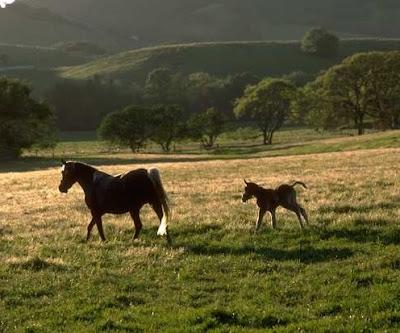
[{"xmin": 2, "ymin": 140, "xmax": 400, "ymax": 331}]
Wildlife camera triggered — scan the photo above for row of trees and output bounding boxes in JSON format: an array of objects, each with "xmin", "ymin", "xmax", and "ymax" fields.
[
  {"xmin": 299, "ymin": 51, "xmax": 400, "ymax": 135},
  {"xmin": 2, "ymin": 49, "xmax": 400, "ymax": 159},
  {"xmin": 98, "ymin": 50, "xmax": 400, "ymax": 152},
  {"xmin": 47, "ymin": 70, "xmax": 259, "ymax": 131},
  {"xmin": 99, "ymin": 105, "xmax": 227, "ymax": 152}
]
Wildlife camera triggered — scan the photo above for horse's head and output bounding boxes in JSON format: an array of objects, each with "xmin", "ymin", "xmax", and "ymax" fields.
[
  {"xmin": 242, "ymin": 179, "xmax": 259, "ymax": 202},
  {"xmin": 59, "ymin": 160, "xmax": 77, "ymax": 193}
]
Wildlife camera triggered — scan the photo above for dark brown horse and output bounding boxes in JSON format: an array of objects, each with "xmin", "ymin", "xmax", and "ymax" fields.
[
  {"xmin": 59, "ymin": 160, "xmax": 171, "ymax": 242},
  {"xmin": 242, "ymin": 180, "xmax": 308, "ymax": 232}
]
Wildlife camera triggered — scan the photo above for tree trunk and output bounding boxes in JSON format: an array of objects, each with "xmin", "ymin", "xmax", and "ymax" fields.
[
  {"xmin": 357, "ymin": 114, "xmax": 365, "ymax": 135},
  {"xmin": 268, "ymin": 130, "xmax": 275, "ymax": 145},
  {"xmin": 262, "ymin": 128, "xmax": 268, "ymax": 145}
]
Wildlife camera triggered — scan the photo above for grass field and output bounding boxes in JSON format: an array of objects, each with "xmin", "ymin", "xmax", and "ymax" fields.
[{"xmin": 1, "ymin": 131, "xmax": 400, "ymax": 331}]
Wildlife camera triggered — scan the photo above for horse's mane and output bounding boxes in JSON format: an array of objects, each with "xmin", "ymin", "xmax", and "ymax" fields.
[{"xmin": 71, "ymin": 161, "xmax": 99, "ymax": 174}]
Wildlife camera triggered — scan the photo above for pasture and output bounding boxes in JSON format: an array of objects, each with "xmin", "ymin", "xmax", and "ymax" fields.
[{"xmin": 1, "ymin": 133, "xmax": 400, "ymax": 332}]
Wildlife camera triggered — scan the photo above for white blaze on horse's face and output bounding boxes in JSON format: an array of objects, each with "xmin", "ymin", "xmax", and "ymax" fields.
[{"xmin": 59, "ymin": 162, "xmax": 76, "ymax": 193}]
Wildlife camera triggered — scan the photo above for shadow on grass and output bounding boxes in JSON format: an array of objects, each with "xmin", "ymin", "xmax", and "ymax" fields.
[
  {"xmin": 316, "ymin": 225, "xmax": 400, "ymax": 245},
  {"xmin": 1, "ymin": 141, "xmax": 310, "ymax": 173},
  {"xmin": 9, "ymin": 256, "xmax": 67, "ymax": 272},
  {"xmin": 318, "ymin": 202, "xmax": 399, "ymax": 214},
  {"xmin": 184, "ymin": 243, "xmax": 353, "ymax": 263}
]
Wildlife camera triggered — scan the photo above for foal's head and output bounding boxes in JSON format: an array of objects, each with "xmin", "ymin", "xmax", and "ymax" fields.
[
  {"xmin": 242, "ymin": 180, "xmax": 261, "ymax": 202},
  {"xmin": 59, "ymin": 160, "xmax": 78, "ymax": 193}
]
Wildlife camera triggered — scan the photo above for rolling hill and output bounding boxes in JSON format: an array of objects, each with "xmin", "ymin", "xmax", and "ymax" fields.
[
  {"xmin": 17, "ymin": 0, "xmax": 400, "ymax": 49},
  {"xmin": 60, "ymin": 39, "xmax": 400, "ymax": 85}
]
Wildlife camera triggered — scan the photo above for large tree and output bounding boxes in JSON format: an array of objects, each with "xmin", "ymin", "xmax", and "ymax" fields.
[
  {"xmin": 0, "ymin": 77, "xmax": 56, "ymax": 159},
  {"xmin": 98, "ymin": 105, "xmax": 155, "ymax": 152},
  {"xmin": 188, "ymin": 107, "xmax": 227, "ymax": 149},
  {"xmin": 307, "ymin": 52, "xmax": 400, "ymax": 135},
  {"xmin": 234, "ymin": 78, "xmax": 296, "ymax": 145},
  {"xmin": 151, "ymin": 105, "xmax": 185, "ymax": 152},
  {"xmin": 301, "ymin": 27, "xmax": 339, "ymax": 58}
]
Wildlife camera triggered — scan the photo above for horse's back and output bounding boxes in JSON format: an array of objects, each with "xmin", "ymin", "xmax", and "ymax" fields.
[{"xmin": 93, "ymin": 168, "xmax": 155, "ymax": 214}]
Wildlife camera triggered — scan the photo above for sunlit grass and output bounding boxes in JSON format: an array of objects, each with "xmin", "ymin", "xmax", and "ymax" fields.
[{"xmin": 2, "ymin": 146, "xmax": 400, "ymax": 331}]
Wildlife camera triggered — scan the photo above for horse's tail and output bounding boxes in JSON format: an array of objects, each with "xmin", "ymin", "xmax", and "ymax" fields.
[
  {"xmin": 291, "ymin": 181, "xmax": 307, "ymax": 189},
  {"xmin": 148, "ymin": 168, "xmax": 171, "ymax": 236}
]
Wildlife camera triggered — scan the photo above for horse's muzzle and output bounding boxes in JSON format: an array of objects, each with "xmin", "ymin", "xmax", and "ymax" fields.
[{"xmin": 59, "ymin": 185, "xmax": 68, "ymax": 193}]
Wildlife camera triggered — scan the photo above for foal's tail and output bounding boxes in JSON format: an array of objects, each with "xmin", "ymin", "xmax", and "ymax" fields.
[
  {"xmin": 291, "ymin": 181, "xmax": 307, "ymax": 189},
  {"xmin": 148, "ymin": 168, "xmax": 171, "ymax": 236}
]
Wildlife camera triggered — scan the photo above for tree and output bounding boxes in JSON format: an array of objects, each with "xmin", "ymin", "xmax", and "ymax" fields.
[
  {"xmin": 145, "ymin": 68, "xmax": 173, "ymax": 104},
  {"xmin": 234, "ymin": 79, "xmax": 296, "ymax": 145},
  {"xmin": 0, "ymin": 78, "xmax": 56, "ymax": 160},
  {"xmin": 301, "ymin": 27, "xmax": 339, "ymax": 58},
  {"xmin": 188, "ymin": 107, "xmax": 227, "ymax": 149},
  {"xmin": 47, "ymin": 78, "xmax": 134, "ymax": 131},
  {"xmin": 98, "ymin": 105, "xmax": 154, "ymax": 152},
  {"xmin": 366, "ymin": 52, "xmax": 400, "ymax": 129},
  {"xmin": 151, "ymin": 105, "xmax": 185, "ymax": 152},
  {"xmin": 304, "ymin": 51, "xmax": 400, "ymax": 134}
]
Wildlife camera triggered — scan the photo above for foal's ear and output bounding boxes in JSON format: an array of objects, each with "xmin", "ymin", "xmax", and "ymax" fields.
[
  {"xmin": 244, "ymin": 179, "xmax": 249, "ymax": 185},
  {"xmin": 61, "ymin": 159, "xmax": 67, "ymax": 165}
]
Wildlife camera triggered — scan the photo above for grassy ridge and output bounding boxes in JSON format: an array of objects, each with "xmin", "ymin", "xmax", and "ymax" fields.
[
  {"xmin": 1, "ymin": 147, "xmax": 400, "ymax": 331},
  {"xmin": 0, "ymin": 44, "xmax": 89, "ymax": 68},
  {"xmin": 61, "ymin": 39, "xmax": 400, "ymax": 83}
]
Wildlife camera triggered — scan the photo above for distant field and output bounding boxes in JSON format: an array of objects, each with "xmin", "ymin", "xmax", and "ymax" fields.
[
  {"xmin": 1, "ymin": 143, "xmax": 400, "ymax": 331},
  {"xmin": 11, "ymin": 129, "xmax": 400, "ymax": 173},
  {"xmin": 61, "ymin": 39, "xmax": 400, "ymax": 84}
]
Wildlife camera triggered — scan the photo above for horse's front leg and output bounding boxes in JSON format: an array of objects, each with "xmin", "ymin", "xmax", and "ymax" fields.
[
  {"xmin": 86, "ymin": 217, "xmax": 96, "ymax": 241},
  {"xmin": 129, "ymin": 210, "xmax": 142, "ymax": 240},
  {"xmin": 90, "ymin": 213, "xmax": 106, "ymax": 241}
]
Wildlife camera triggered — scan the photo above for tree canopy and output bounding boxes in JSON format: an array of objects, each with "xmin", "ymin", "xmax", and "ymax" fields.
[
  {"xmin": 0, "ymin": 77, "xmax": 56, "ymax": 159},
  {"xmin": 234, "ymin": 78, "xmax": 296, "ymax": 144},
  {"xmin": 301, "ymin": 27, "xmax": 339, "ymax": 58}
]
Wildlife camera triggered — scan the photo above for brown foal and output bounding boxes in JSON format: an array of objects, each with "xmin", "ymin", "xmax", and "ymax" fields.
[{"xmin": 242, "ymin": 180, "xmax": 308, "ymax": 232}]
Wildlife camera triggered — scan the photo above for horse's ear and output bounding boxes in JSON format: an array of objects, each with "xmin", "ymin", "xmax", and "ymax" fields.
[
  {"xmin": 244, "ymin": 179, "xmax": 249, "ymax": 185},
  {"xmin": 61, "ymin": 159, "xmax": 66, "ymax": 165}
]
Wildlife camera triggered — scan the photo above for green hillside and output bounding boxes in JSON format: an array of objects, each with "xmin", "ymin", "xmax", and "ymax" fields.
[
  {"xmin": 61, "ymin": 39, "xmax": 400, "ymax": 84},
  {"xmin": 0, "ymin": 43, "xmax": 88, "ymax": 68}
]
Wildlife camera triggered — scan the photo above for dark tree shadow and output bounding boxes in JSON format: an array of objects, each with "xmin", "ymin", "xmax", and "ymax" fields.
[
  {"xmin": 316, "ymin": 225, "xmax": 400, "ymax": 245},
  {"xmin": 180, "ymin": 243, "xmax": 354, "ymax": 263}
]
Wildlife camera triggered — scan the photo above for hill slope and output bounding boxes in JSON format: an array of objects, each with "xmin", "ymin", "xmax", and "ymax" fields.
[
  {"xmin": 0, "ymin": 3, "xmax": 129, "ymax": 49},
  {"xmin": 60, "ymin": 39, "xmax": 400, "ymax": 84},
  {"xmin": 18, "ymin": 0, "xmax": 400, "ymax": 48}
]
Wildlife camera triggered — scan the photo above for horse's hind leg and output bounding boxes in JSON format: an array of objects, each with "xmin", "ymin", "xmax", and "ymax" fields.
[
  {"xmin": 152, "ymin": 201, "xmax": 171, "ymax": 243},
  {"xmin": 129, "ymin": 210, "xmax": 142, "ymax": 240}
]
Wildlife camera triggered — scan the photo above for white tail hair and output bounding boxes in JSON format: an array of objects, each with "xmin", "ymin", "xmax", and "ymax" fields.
[{"xmin": 147, "ymin": 168, "xmax": 171, "ymax": 236}]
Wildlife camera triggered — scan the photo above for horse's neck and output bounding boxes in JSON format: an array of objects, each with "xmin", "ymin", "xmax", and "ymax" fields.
[
  {"xmin": 253, "ymin": 186, "xmax": 266, "ymax": 199},
  {"xmin": 76, "ymin": 164, "xmax": 96, "ymax": 196}
]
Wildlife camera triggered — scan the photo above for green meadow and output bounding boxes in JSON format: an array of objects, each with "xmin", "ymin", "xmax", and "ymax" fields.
[{"xmin": 1, "ymin": 130, "xmax": 400, "ymax": 332}]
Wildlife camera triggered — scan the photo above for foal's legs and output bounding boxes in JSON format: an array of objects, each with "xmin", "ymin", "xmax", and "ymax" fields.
[
  {"xmin": 255, "ymin": 207, "xmax": 267, "ymax": 233},
  {"xmin": 285, "ymin": 205, "xmax": 304, "ymax": 229},
  {"xmin": 299, "ymin": 205, "xmax": 309, "ymax": 224},
  {"xmin": 129, "ymin": 210, "xmax": 142, "ymax": 240},
  {"xmin": 270, "ymin": 208, "xmax": 277, "ymax": 229}
]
